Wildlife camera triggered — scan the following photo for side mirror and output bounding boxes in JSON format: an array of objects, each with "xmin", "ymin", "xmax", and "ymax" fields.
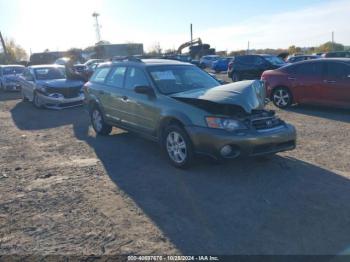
[{"xmin": 134, "ymin": 85, "xmax": 154, "ymax": 95}]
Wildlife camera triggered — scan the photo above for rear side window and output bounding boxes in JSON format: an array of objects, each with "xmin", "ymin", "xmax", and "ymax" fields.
[
  {"xmin": 238, "ymin": 56, "xmax": 255, "ymax": 64},
  {"xmin": 124, "ymin": 67, "xmax": 149, "ymax": 90},
  {"xmin": 295, "ymin": 62, "xmax": 324, "ymax": 76},
  {"xmin": 325, "ymin": 62, "xmax": 349, "ymax": 78},
  {"xmin": 90, "ymin": 67, "xmax": 110, "ymax": 83},
  {"xmin": 105, "ymin": 66, "xmax": 127, "ymax": 88},
  {"xmin": 254, "ymin": 56, "xmax": 265, "ymax": 65}
]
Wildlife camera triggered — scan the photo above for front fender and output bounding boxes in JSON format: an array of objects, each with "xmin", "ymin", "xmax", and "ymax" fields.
[{"xmin": 157, "ymin": 110, "xmax": 194, "ymax": 140}]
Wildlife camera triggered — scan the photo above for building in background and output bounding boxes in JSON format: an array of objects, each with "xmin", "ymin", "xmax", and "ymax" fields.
[{"xmin": 94, "ymin": 43, "xmax": 144, "ymax": 59}]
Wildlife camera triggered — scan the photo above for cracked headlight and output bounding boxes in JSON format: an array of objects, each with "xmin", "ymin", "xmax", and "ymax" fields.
[
  {"xmin": 205, "ymin": 117, "xmax": 247, "ymax": 131},
  {"xmin": 36, "ymin": 85, "xmax": 47, "ymax": 93}
]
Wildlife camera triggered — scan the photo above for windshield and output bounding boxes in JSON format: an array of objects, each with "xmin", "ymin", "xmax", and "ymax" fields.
[
  {"xmin": 3, "ymin": 67, "xmax": 24, "ymax": 75},
  {"xmin": 34, "ymin": 67, "xmax": 66, "ymax": 80},
  {"xmin": 264, "ymin": 56, "xmax": 286, "ymax": 66},
  {"xmin": 148, "ymin": 65, "xmax": 220, "ymax": 95}
]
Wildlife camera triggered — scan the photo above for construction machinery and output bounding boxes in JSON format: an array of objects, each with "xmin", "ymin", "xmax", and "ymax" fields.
[
  {"xmin": 176, "ymin": 38, "xmax": 215, "ymax": 59},
  {"xmin": 177, "ymin": 38, "xmax": 202, "ymax": 54}
]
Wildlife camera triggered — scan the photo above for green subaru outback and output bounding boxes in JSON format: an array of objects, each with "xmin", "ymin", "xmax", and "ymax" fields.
[{"xmin": 84, "ymin": 58, "xmax": 296, "ymax": 168}]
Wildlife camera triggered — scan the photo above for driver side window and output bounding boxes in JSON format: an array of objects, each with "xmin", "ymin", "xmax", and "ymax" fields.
[{"xmin": 24, "ymin": 70, "xmax": 34, "ymax": 81}]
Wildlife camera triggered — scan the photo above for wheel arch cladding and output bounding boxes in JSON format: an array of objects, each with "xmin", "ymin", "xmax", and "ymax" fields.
[{"xmin": 157, "ymin": 112, "xmax": 192, "ymax": 141}]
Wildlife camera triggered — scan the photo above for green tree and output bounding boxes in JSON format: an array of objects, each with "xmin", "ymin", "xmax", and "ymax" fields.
[
  {"xmin": 288, "ymin": 45, "xmax": 302, "ymax": 55},
  {"xmin": 316, "ymin": 41, "xmax": 344, "ymax": 53},
  {"xmin": 0, "ymin": 38, "xmax": 27, "ymax": 64}
]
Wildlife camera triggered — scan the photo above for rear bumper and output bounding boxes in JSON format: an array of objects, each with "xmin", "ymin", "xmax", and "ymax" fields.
[
  {"xmin": 37, "ymin": 93, "xmax": 84, "ymax": 109},
  {"xmin": 186, "ymin": 124, "xmax": 296, "ymax": 159}
]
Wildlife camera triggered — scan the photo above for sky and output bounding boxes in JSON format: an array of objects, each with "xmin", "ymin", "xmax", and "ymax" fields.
[{"xmin": 0, "ymin": 0, "xmax": 349, "ymax": 54}]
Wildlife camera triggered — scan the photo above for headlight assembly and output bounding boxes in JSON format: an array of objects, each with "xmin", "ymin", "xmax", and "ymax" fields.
[
  {"xmin": 36, "ymin": 85, "xmax": 47, "ymax": 93},
  {"xmin": 205, "ymin": 117, "xmax": 247, "ymax": 131}
]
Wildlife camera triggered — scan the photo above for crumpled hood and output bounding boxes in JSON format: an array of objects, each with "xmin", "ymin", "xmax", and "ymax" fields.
[
  {"xmin": 37, "ymin": 79, "xmax": 84, "ymax": 88},
  {"xmin": 171, "ymin": 80, "xmax": 266, "ymax": 113}
]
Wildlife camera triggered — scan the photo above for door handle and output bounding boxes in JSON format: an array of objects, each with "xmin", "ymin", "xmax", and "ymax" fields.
[
  {"xmin": 288, "ymin": 77, "xmax": 296, "ymax": 80},
  {"xmin": 121, "ymin": 96, "xmax": 128, "ymax": 101},
  {"xmin": 323, "ymin": 80, "xmax": 336, "ymax": 84}
]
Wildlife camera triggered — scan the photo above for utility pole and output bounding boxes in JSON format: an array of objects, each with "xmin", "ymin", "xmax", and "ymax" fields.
[
  {"xmin": 247, "ymin": 41, "xmax": 250, "ymax": 55},
  {"xmin": 190, "ymin": 23, "xmax": 193, "ymax": 43},
  {"xmin": 331, "ymin": 31, "xmax": 334, "ymax": 51},
  {"xmin": 92, "ymin": 12, "xmax": 101, "ymax": 43}
]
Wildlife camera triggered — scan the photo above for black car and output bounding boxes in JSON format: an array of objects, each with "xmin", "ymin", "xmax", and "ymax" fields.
[
  {"xmin": 286, "ymin": 55, "xmax": 319, "ymax": 63},
  {"xmin": 322, "ymin": 51, "xmax": 350, "ymax": 58},
  {"xmin": 227, "ymin": 54, "xmax": 286, "ymax": 82}
]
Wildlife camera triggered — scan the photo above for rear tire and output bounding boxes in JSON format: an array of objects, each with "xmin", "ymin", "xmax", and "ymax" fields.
[
  {"xmin": 162, "ymin": 124, "xmax": 194, "ymax": 168},
  {"xmin": 272, "ymin": 87, "xmax": 292, "ymax": 108},
  {"xmin": 90, "ymin": 106, "xmax": 112, "ymax": 136}
]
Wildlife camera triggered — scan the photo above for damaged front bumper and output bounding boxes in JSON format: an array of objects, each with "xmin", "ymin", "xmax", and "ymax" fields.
[
  {"xmin": 186, "ymin": 123, "xmax": 296, "ymax": 159},
  {"xmin": 37, "ymin": 92, "xmax": 85, "ymax": 109}
]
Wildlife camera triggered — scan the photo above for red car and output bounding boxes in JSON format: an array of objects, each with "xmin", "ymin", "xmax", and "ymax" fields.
[{"xmin": 262, "ymin": 58, "xmax": 350, "ymax": 109}]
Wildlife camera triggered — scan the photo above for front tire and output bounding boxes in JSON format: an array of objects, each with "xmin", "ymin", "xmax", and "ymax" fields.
[
  {"xmin": 90, "ymin": 107, "xmax": 112, "ymax": 136},
  {"xmin": 21, "ymin": 89, "xmax": 28, "ymax": 102},
  {"xmin": 272, "ymin": 87, "xmax": 292, "ymax": 108},
  {"xmin": 163, "ymin": 125, "xmax": 194, "ymax": 168},
  {"xmin": 231, "ymin": 72, "xmax": 240, "ymax": 82},
  {"xmin": 33, "ymin": 92, "xmax": 43, "ymax": 109}
]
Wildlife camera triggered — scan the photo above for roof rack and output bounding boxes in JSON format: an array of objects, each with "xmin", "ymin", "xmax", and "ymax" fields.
[{"xmin": 111, "ymin": 56, "xmax": 143, "ymax": 63}]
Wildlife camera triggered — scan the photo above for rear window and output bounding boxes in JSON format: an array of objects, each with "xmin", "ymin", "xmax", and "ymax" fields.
[
  {"xmin": 236, "ymin": 56, "xmax": 255, "ymax": 64},
  {"xmin": 3, "ymin": 67, "xmax": 24, "ymax": 75},
  {"xmin": 105, "ymin": 66, "xmax": 127, "ymax": 88},
  {"xmin": 90, "ymin": 67, "xmax": 111, "ymax": 83}
]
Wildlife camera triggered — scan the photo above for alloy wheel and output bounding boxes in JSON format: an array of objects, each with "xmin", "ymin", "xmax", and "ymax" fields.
[
  {"xmin": 92, "ymin": 109, "xmax": 103, "ymax": 132},
  {"xmin": 34, "ymin": 94, "xmax": 42, "ymax": 108},
  {"xmin": 166, "ymin": 131, "xmax": 187, "ymax": 164},
  {"xmin": 273, "ymin": 89, "xmax": 290, "ymax": 107}
]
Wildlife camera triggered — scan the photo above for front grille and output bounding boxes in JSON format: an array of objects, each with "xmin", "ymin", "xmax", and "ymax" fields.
[
  {"xmin": 251, "ymin": 117, "xmax": 283, "ymax": 130},
  {"xmin": 46, "ymin": 87, "xmax": 81, "ymax": 98}
]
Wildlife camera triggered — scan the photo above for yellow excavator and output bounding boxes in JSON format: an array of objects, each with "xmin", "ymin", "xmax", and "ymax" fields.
[{"xmin": 177, "ymin": 38, "xmax": 202, "ymax": 54}]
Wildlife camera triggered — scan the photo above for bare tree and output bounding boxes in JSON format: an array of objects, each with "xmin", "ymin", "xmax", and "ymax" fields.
[{"xmin": 0, "ymin": 38, "xmax": 27, "ymax": 64}]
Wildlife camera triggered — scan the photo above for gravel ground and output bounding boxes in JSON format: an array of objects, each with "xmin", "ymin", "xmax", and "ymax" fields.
[{"xmin": 0, "ymin": 90, "xmax": 350, "ymax": 256}]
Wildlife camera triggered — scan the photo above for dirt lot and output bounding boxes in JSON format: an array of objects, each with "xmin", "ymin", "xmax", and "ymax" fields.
[{"xmin": 0, "ymin": 89, "xmax": 350, "ymax": 256}]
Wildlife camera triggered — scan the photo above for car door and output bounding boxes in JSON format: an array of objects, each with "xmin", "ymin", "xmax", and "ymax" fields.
[
  {"xmin": 89, "ymin": 66, "xmax": 115, "ymax": 117},
  {"xmin": 294, "ymin": 61, "xmax": 324, "ymax": 105},
  {"xmin": 254, "ymin": 56, "xmax": 270, "ymax": 78},
  {"xmin": 235, "ymin": 56, "xmax": 253, "ymax": 80},
  {"xmin": 102, "ymin": 66, "xmax": 128, "ymax": 123},
  {"xmin": 323, "ymin": 62, "xmax": 350, "ymax": 107},
  {"xmin": 21, "ymin": 69, "xmax": 36, "ymax": 101},
  {"xmin": 123, "ymin": 66, "xmax": 159, "ymax": 135}
]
